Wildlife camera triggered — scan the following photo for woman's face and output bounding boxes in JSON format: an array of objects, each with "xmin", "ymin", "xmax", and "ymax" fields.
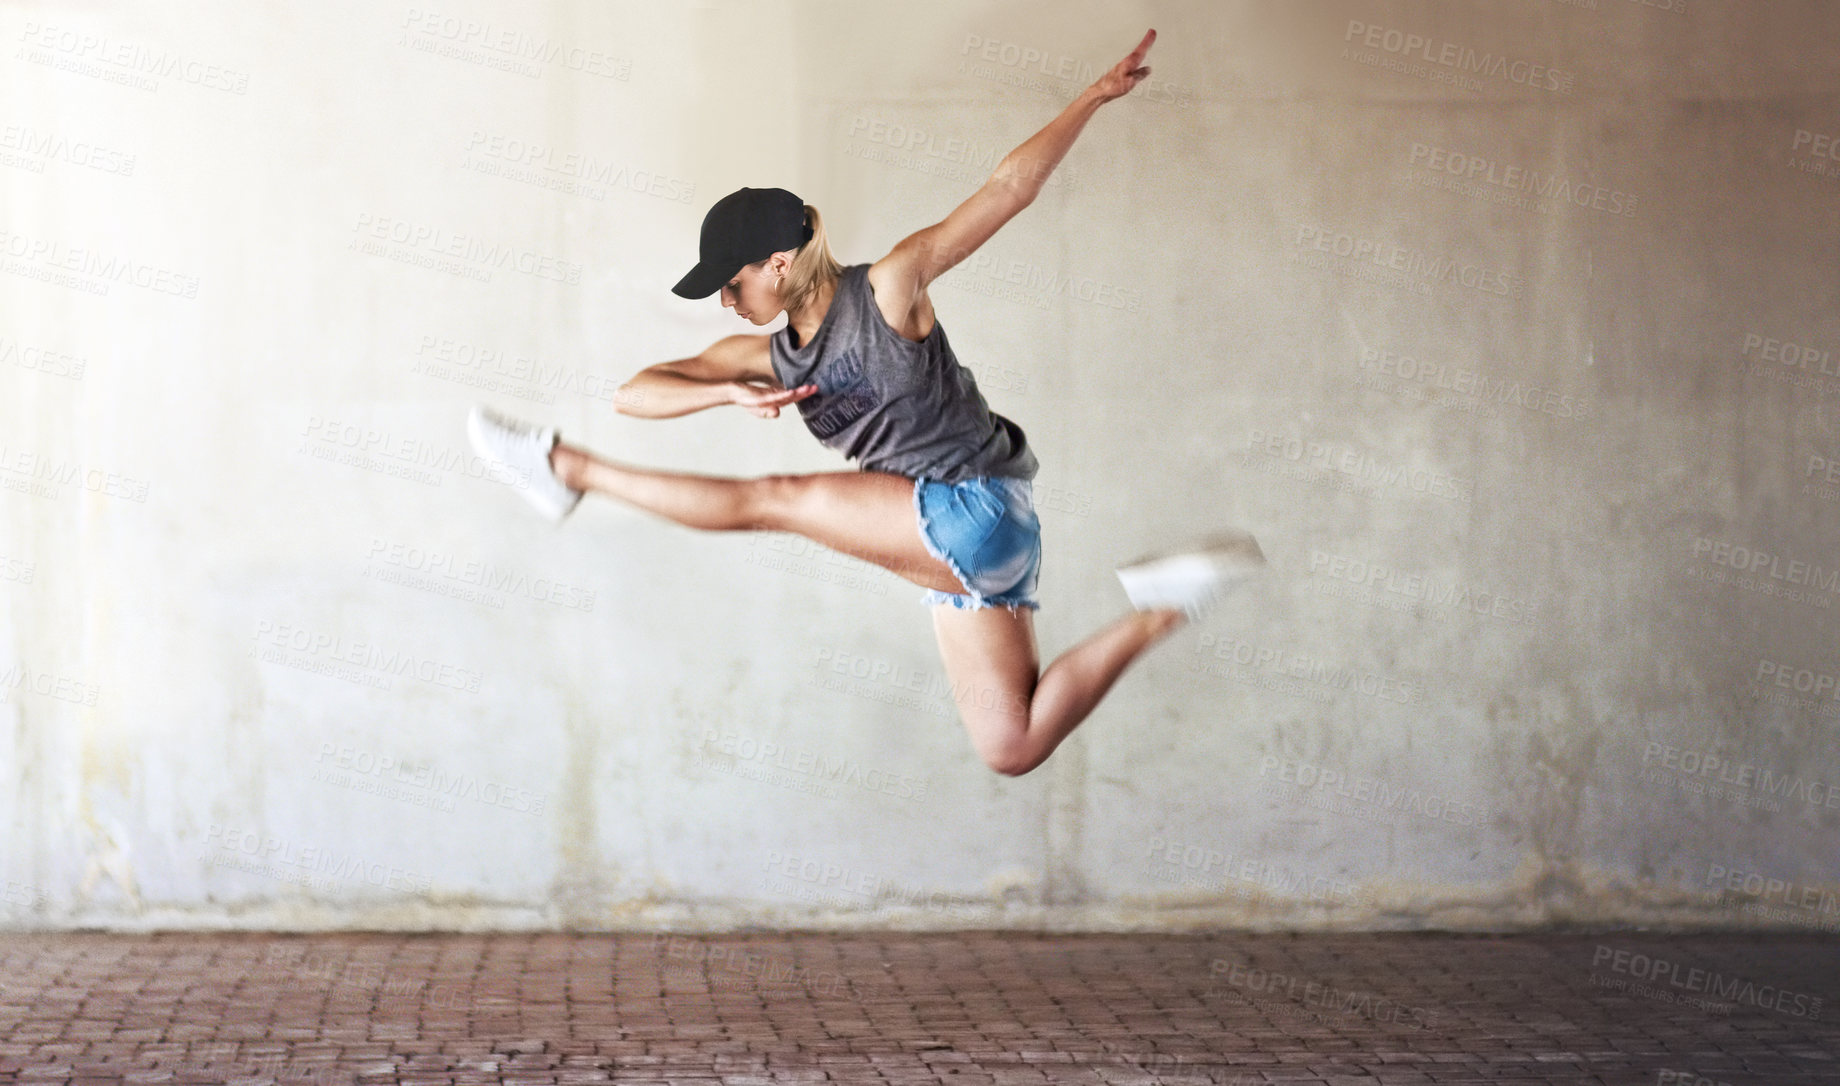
[{"xmin": 719, "ymin": 256, "xmax": 787, "ymax": 325}]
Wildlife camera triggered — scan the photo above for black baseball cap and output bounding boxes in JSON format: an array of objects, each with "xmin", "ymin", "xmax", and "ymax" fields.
[{"xmin": 671, "ymin": 186, "xmax": 814, "ymax": 299}]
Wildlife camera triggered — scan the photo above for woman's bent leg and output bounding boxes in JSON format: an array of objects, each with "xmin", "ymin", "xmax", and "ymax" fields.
[
  {"xmin": 932, "ymin": 604, "xmax": 1186, "ymax": 776},
  {"xmin": 551, "ymin": 442, "xmax": 969, "ymax": 595}
]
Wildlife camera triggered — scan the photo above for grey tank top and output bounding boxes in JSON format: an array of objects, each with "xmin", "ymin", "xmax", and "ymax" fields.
[{"xmin": 768, "ymin": 263, "xmax": 1038, "ymax": 484}]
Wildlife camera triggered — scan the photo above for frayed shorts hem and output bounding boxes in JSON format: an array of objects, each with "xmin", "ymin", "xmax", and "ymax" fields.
[{"xmin": 918, "ymin": 590, "xmax": 1042, "ymax": 614}]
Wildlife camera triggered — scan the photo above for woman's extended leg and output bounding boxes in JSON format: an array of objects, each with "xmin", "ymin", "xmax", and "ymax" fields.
[
  {"xmin": 548, "ymin": 440, "xmax": 1182, "ymax": 774},
  {"xmin": 549, "ymin": 441, "xmax": 971, "ymax": 595},
  {"xmin": 929, "ymin": 604, "xmax": 1186, "ymax": 777}
]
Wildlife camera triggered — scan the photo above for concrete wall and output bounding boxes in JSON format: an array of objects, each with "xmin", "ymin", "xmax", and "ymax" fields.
[{"xmin": 4, "ymin": 0, "xmax": 1837, "ymax": 932}]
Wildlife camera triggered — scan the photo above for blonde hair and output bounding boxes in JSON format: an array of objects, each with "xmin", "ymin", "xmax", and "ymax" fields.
[{"xmin": 760, "ymin": 203, "xmax": 841, "ymax": 319}]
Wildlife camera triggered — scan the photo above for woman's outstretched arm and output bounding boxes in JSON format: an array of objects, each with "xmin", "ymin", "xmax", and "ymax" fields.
[
  {"xmin": 995, "ymin": 28, "xmax": 1157, "ymax": 200},
  {"xmin": 874, "ymin": 29, "xmax": 1159, "ymax": 298},
  {"xmin": 615, "ymin": 334, "xmax": 816, "ymax": 420}
]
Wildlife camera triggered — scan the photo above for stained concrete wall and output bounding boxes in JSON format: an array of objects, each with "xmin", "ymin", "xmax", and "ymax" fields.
[{"xmin": 3, "ymin": 0, "xmax": 1837, "ymax": 933}]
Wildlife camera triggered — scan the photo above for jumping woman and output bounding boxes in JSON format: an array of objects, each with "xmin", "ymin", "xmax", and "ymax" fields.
[{"xmin": 467, "ymin": 28, "xmax": 1265, "ymax": 776}]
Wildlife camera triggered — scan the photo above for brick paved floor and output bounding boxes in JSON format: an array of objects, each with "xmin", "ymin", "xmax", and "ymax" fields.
[{"xmin": 0, "ymin": 932, "xmax": 1834, "ymax": 1085}]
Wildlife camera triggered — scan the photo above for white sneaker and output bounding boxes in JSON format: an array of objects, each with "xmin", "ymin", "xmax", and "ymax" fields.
[
  {"xmin": 466, "ymin": 404, "xmax": 583, "ymax": 522},
  {"xmin": 1116, "ymin": 528, "xmax": 1268, "ymax": 618}
]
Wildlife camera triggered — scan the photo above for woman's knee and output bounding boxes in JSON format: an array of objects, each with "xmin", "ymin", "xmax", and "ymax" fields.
[
  {"xmin": 965, "ymin": 705, "xmax": 1039, "ymax": 776},
  {"xmin": 744, "ymin": 473, "xmax": 804, "ymax": 533}
]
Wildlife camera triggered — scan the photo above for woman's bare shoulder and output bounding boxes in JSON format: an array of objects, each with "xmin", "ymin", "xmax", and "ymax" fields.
[{"xmin": 863, "ymin": 258, "xmax": 934, "ymax": 344}]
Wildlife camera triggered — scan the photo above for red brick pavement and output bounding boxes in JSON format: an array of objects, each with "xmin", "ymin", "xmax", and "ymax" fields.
[{"xmin": 0, "ymin": 932, "xmax": 1834, "ymax": 1084}]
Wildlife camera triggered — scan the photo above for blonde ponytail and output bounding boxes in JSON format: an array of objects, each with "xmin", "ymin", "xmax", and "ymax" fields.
[{"xmin": 774, "ymin": 204, "xmax": 842, "ymax": 319}]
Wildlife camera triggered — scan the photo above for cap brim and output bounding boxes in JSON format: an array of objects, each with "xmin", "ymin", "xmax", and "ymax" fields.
[{"xmin": 671, "ymin": 260, "xmax": 735, "ymax": 300}]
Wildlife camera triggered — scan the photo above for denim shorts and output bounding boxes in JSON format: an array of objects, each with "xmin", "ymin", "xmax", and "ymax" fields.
[{"xmin": 911, "ymin": 474, "xmax": 1042, "ymax": 612}]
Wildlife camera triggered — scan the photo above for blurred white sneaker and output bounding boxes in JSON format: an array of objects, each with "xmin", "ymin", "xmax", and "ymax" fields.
[
  {"xmin": 466, "ymin": 404, "xmax": 583, "ymax": 522},
  {"xmin": 1116, "ymin": 529, "xmax": 1267, "ymax": 619}
]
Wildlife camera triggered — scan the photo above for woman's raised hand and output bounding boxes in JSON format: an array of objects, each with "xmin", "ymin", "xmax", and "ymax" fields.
[
  {"xmin": 1090, "ymin": 28, "xmax": 1156, "ymax": 104},
  {"xmin": 729, "ymin": 378, "xmax": 818, "ymax": 419}
]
